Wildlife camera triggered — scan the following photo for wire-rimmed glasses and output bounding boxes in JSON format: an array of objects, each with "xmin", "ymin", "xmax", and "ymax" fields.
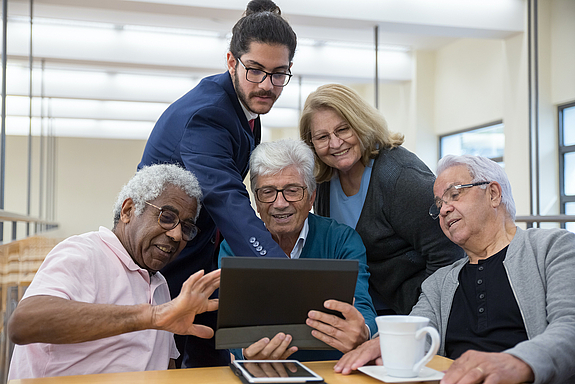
[
  {"xmin": 429, "ymin": 181, "xmax": 490, "ymax": 219},
  {"xmin": 145, "ymin": 201, "xmax": 199, "ymax": 241},
  {"xmin": 310, "ymin": 126, "xmax": 354, "ymax": 149}
]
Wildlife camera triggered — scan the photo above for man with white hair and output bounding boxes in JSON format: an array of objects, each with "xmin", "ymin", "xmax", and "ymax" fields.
[
  {"xmin": 219, "ymin": 139, "xmax": 377, "ymax": 361},
  {"xmin": 335, "ymin": 155, "xmax": 575, "ymax": 384},
  {"xmin": 8, "ymin": 164, "xmax": 220, "ymax": 380}
]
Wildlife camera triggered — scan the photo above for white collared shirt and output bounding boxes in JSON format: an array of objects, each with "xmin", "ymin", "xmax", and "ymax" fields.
[
  {"xmin": 238, "ymin": 97, "xmax": 259, "ymax": 123},
  {"xmin": 289, "ymin": 217, "xmax": 309, "ymax": 259}
]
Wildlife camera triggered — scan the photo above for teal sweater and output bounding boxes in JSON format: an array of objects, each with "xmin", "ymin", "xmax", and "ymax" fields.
[{"xmin": 218, "ymin": 213, "xmax": 377, "ymax": 361}]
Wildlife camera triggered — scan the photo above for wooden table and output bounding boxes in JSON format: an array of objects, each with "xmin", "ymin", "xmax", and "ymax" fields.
[{"xmin": 9, "ymin": 356, "xmax": 453, "ymax": 384}]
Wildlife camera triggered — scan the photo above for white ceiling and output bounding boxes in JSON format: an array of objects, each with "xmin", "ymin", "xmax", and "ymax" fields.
[
  {"xmin": 11, "ymin": 0, "xmax": 525, "ymax": 78},
  {"xmin": 7, "ymin": 0, "xmax": 525, "ymax": 138}
]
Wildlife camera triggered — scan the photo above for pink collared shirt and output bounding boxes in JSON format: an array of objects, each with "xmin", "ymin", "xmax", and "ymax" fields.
[{"xmin": 8, "ymin": 227, "xmax": 179, "ymax": 380}]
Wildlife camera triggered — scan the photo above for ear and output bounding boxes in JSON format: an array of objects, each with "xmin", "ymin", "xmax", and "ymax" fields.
[
  {"xmin": 226, "ymin": 52, "xmax": 237, "ymax": 75},
  {"xmin": 489, "ymin": 182, "xmax": 503, "ymax": 208},
  {"xmin": 309, "ymin": 189, "xmax": 317, "ymax": 210},
  {"xmin": 120, "ymin": 198, "xmax": 135, "ymax": 224}
]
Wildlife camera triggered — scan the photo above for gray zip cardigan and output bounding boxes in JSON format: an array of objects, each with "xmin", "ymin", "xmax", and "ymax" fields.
[{"xmin": 411, "ymin": 227, "xmax": 575, "ymax": 384}]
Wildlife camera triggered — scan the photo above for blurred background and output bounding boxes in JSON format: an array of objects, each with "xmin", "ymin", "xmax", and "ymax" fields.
[{"xmin": 2, "ymin": 0, "xmax": 574, "ymax": 238}]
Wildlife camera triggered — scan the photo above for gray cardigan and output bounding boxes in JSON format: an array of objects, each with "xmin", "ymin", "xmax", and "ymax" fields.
[
  {"xmin": 315, "ymin": 146, "xmax": 464, "ymax": 314},
  {"xmin": 411, "ymin": 227, "xmax": 575, "ymax": 384}
]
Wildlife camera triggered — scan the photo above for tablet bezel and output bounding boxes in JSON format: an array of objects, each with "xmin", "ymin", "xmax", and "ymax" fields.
[{"xmin": 216, "ymin": 257, "xmax": 359, "ymax": 350}]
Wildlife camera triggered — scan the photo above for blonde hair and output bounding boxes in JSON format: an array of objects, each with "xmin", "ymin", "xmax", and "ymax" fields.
[{"xmin": 299, "ymin": 84, "xmax": 404, "ymax": 183}]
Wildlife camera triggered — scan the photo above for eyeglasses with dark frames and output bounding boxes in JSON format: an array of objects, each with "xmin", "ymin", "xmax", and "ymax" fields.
[
  {"xmin": 255, "ymin": 186, "xmax": 307, "ymax": 203},
  {"xmin": 429, "ymin": 181, "xmax": 491, "ymax": 220},
  {"xmin": 145, "ymin": 201, "xmax": 199, "ymax": 241},
  {"xmin": 237, "ymin": 57, "xmax": 292, "ymax": 87}
]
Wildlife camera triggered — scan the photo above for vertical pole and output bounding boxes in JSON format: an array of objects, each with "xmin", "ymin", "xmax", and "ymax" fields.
[
  {"xmin": 528, "ymin": 0, "xmax": 540, "ymax": 224},
  {"xmin": 374, "ymin": 25, "xmax": 379, "ymax": 110},
  {"xmin": 533, "ymin": 0, "xmax": 540, "ymax": 220},
  {"xmin": 39, "ymin": 60, "xmax": 45, "ymax": 221},
  {"xmin": 1, "ymin": 0, "xmax": 9, "ymax": 242},
  {"xmin": 27, "ymin": 0, "xmax": 34, "ymax": 236},
  {"xmin": 298, "ymin": 75, "xmax": 302, "ymax": 115}
]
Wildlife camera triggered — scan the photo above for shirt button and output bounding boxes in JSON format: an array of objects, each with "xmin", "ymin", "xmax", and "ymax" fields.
[
  {"xmin": 256, "ymin": 246, "xmax": 263, "ymax": 252},
  {"xmin": 260, "ymin": 250, "xmax": 267, "ymax": 256},
  {"xmin": 249, "ymin": 237, "xmax": 256, "ymax": 244},
  {"xmin": 477, "ymin": 279, "xmax": 483, "ymax": 285},
  {"xmin": 478, "ymin": 266, "xmax": 484, "ymax": 271},
  {"xmin": 253, "ymin": 241, "xmax": 260, "ymax": 247},
  {"xmin": 479, "ymin": 307, "xmax": 485, "ymax": 313},
  {"xmin": 479, "ymin": 293, "xmax": 485, "ymax": 299}
]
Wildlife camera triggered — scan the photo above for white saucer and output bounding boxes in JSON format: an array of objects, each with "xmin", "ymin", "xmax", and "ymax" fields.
[{"xmin": 358, "ymin": 365, "xmax": 444, "ymax": 383}]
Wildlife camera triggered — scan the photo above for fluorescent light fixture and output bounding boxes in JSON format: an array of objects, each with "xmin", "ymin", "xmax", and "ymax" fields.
[
  {"xmin": 9, "ymin": 15, "xmax": 224, "ymax": 39},
  {"xmin": 329, "ymin": 41, "xmax": 411, "ymax": 52},
  {"xmin": 6, "ymin": 116, "xmax": 154, "ymax": 140},
  {"xmin": 9, "ymin": 16, "xmax": 117, "ymax": 30},
  {"xmin": 298, "ymin": 37, "xmax": 410, "ymax": 52},
  {"xmin": 122, "ymin": 24, "xmax": 222, "ymax": 38}
]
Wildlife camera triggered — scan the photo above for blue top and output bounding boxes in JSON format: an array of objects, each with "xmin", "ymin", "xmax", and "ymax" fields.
[
  {"xmin": 218, "ymin": 213, "xmax": 377, "ymax": 362},
  {"xmin": 329, "ymin": 159, "xmax": 374, "ymax": 229}
]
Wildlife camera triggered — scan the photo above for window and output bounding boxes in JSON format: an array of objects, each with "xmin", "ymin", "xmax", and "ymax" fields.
[
  {"xmin": 559, "ymin": 102, "xmax": 575, "ymax": 231},
  {"xmin": 439, "ymin": 121, "xmax": 505, "ymax": 165}
]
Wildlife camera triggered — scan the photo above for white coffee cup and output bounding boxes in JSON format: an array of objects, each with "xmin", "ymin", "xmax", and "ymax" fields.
[{"xmin": 376, "ymin": 315, "xmax": 440, "ymax": 378}]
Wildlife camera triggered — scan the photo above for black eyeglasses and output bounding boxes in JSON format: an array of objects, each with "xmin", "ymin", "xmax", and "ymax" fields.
[
  {"xmin": 429, "ymin": 181, "xmax": 490, "ymax": 220},
  {"xmin": 237, "ymin": 58, "xmax": 292, "ymax": 87},
  {"xmin": 254, "ymin": 186, "xmax": 307, "ymax": 203},
  {"xmin": 145, "ymin": 201, "xmax": 199, "ymax": 241}
]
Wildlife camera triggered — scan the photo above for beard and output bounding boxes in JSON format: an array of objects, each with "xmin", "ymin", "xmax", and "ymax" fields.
[{"xmin": 233, "ymin": 70, "xmax": 279, "ymax": 115}]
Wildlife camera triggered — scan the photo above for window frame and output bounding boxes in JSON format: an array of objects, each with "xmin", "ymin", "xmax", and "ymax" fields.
[
  {"xmin": 558, "ymin": 101, "xmax": 575, "ymax": 223},
  {"xmin": 438, "ymin": 120, "xmax": 504, "ymax": 163}
]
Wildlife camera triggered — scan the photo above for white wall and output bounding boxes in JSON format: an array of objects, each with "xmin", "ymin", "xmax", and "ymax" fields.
[
  {"xmin": 434, "ymin": 39, "xmax": 505, "ymax": 135},
  {"xmin": 551, "ymin": 0, "xmax": 575, "ymax": 105},
  {"xmin": 5, "ymin": 136, "xmax": 146, "ymax": 240}
]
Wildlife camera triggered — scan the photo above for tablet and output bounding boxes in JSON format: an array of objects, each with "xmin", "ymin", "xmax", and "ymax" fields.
[
  {"xmin": 216, "ymin": 257, "xmax": 358, "ymax": 350},
  {"xmin": 231, "ymin": 360, "xmax": 324, "ymax": 383}
]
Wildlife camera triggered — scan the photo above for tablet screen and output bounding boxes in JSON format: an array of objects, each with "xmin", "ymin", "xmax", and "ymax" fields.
[{"xmin": 233, "ymin": 360, "xmax": 323, "ymax": 383}]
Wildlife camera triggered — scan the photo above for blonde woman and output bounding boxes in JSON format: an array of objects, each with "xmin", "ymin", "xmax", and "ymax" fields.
[{"xmin": 300, "ymin": 84, "xmax": 463, "ymax": 315}]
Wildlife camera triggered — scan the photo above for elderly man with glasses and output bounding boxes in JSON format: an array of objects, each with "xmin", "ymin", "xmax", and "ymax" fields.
[
  {"xmin": 218, "ymin": 139, "xmax": 377, "ymax": 362},
  {"xmin": 8, "ymin": 164, "xmax": 220, "ymax": 380},
  {"xmin": 335, "ymin": 155, "xmax": 575, "ymax": 384}
]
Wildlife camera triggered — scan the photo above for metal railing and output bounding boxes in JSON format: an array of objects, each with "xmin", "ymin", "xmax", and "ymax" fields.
[
  {"xmin": 0, "ymin": 210, "xmax": 58, "ymax": 244},
  {"xmin": 515, "ymin": 214, "xmax": 575, "ymax": 228}
]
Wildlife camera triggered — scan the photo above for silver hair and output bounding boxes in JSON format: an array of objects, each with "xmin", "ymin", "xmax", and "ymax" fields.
[
  {"xmin": 249, "ymin": 139, "xmax": 317, "ymax": 194},
  {"xmin": 437, "ymin": 155, "xmax": 516, "ymax": 220},
  {"xmin": 112, "ymin": 164, "xmax": 203, "ymax": 227}
]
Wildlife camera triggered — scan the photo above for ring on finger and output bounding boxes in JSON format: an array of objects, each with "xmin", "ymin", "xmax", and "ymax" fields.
[{"xmin": 475, "ymin": 367, "xmax": 484, "ymax": 375}]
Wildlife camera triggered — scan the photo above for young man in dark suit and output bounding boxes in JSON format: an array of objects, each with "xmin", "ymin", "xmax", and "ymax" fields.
[{"xmin": 138, "ymin": 0, "xmax": 296, "ymax": 368}]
